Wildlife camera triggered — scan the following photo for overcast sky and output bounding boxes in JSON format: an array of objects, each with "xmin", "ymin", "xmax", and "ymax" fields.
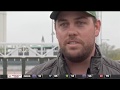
[{"xmin": 6, "ymin": 11, "xmax": 120, "ymax": 49}]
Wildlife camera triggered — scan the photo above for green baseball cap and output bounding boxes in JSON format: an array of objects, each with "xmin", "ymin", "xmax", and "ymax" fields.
[{"xmin": 50, "ymin": 11, "xmax": 96, "ymax": 20}]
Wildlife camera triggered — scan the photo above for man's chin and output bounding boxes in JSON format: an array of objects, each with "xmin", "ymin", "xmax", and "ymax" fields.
[{"xmin": 66, "ymin": 51, "xmax": 80, "ymax": 57}]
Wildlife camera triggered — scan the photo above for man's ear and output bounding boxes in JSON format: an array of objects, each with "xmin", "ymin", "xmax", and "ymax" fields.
[{"xmin": 95, "ymin": 20, "xmax": 101, "ymax": 37}]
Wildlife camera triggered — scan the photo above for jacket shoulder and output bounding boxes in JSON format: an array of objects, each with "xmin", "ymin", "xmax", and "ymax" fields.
[
  {"xmin": 102, "ymin": 57, "xmax": 120, "ymax": 74},
  {"xmin": 26, "ymin": 58, "xmax": 57, "ymax": 75}
]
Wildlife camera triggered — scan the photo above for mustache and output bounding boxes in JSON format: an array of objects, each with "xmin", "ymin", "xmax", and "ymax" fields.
[{"xmin": 64, "ymin": 37, "xmax": 84, "ymax": 45}]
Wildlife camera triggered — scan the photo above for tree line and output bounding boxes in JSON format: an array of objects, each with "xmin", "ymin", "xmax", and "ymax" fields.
[{"xmin": 99, "ymin": 42, "xmax": 120, "ymax": 60}]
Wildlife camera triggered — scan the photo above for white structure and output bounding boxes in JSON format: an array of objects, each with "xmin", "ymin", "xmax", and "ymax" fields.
[
  {"xmin": 0, "ymin": 12, "xmax": 6, "ymax": 42},
  {"xmin": 0, "ymin": 43, "xmax": 59, "ymax": 58}
]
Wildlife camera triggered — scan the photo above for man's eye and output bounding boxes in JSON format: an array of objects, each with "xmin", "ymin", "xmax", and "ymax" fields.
[
  {"xmin": 60, "ymin": 23, "xmax": 68, "ymax": 27},
  {"xmin": 77, "ymin": 21, "xmax": 86, "ymax": 25}
]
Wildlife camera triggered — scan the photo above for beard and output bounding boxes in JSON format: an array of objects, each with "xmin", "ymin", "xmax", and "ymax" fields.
[{"xmin": 60, "ymin": 39, "xmax": 94, "ymax": 63}]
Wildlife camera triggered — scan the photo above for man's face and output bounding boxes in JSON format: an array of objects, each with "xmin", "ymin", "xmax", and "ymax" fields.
[{"xmin": 55, "ymin": 11, "xmax": 101, "ymax": 62}]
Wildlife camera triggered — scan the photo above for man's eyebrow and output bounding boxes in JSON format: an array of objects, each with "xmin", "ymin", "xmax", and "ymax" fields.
[
  {"xmin": 57, "ymin": 16, "xmax": 88, "ymax": 22},
  {"xmin": 57, "ymin": 18, "xmax": 67, "ymax": 23}
]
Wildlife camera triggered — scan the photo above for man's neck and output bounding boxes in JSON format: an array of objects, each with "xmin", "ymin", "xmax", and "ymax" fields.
[
  {"xmin": 65, "ymin": 46, "xmax": 96, "ymax": 75},
  {"xmin": 66, "ymin": 57, "xmax": 91, "ymax": 74}
]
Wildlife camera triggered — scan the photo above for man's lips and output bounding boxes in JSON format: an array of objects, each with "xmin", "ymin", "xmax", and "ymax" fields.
[{"xmin": 67, "ymin": 41, "xmax": 80, "ymax": 44}]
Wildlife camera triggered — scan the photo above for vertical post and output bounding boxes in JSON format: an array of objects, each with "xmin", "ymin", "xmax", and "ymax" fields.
[
  {"xmin": 39, "ymin": 58, "xmax": 42, "ymax": 64},
  {"xmin": 3, "ymin": 58, "xmax": 7, "ymax": 75},
  {"xmin": 51, "ymin": 20, "xmax": 54, "ymax": 43},
  {"xmin": 22, "ymin": 58, "xmax": 26, "ymax": 75},
  {"xmin": 0, "ymin": 12, "xmax": 6, "ymax": 42}
]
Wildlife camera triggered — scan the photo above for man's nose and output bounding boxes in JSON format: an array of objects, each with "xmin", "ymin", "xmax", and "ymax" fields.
[{"xmin": 67, "ymin": 26, "xmax": 78, "ymax": 37}]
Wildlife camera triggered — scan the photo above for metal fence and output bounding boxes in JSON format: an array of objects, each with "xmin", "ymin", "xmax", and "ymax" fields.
[{"xmin": 0, "ymin": 57, "xmax": 56, "ymax": 75}]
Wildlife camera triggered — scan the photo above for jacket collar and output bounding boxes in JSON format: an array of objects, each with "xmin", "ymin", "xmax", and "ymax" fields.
[
  {"xmin": 57, "ymin": 44, "xmax": 102, "ymax": 75},
  {"xmin": 90, "ymin": 44, "xmax": 102, "ymax": 74}
]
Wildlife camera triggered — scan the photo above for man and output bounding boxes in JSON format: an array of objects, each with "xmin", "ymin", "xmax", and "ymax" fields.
[{"xmin": 26, "ymin": 11, "xmax": 120, "ymax": 76}]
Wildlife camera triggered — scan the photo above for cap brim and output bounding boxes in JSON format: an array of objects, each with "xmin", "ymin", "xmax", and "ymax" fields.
[{"xmin": 50, "ymin": 11, "xmax": 96, "ymax": 20}]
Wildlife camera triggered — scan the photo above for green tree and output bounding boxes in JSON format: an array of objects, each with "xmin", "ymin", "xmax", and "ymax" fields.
[{"xmin": 99, "ymin": 42, "xmax": 120, "ymax": 60}]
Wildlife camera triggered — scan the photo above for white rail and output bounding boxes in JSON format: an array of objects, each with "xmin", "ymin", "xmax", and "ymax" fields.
[{"xmin": 0, "ymin": 42, "xmax": 59, "ymax": 58}]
